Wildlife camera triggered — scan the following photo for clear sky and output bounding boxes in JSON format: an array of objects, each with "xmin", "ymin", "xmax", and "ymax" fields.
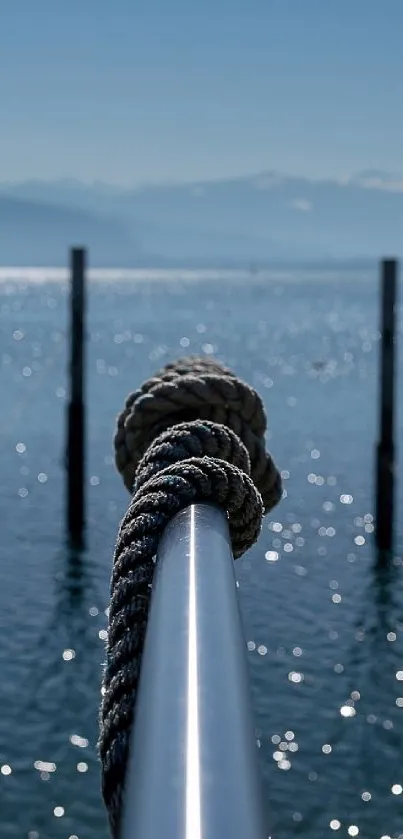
[{"xmin": 1, "ymin": 0, "xmax": 402, "ymax": 185}]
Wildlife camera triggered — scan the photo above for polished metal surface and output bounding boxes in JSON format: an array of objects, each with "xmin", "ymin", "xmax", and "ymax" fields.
[{"xmin": 120, "ymin": 503, "xmax": 267, "ymax": 839}]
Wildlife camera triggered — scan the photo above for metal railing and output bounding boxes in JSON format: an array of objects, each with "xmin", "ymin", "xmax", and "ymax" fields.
[{"xmin": 120, "ymin": 502, "xmax": 267, "ymax": 839}]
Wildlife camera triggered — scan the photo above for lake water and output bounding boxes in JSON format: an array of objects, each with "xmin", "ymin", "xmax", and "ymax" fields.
[{"xmin": 0, "ymin": 268, "xmax": 402, "ymax": 839}]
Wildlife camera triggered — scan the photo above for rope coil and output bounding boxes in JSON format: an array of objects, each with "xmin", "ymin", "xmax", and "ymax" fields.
[{"xmin": 99, "ymin": 356, "xmax": 282, "ymax": 836}]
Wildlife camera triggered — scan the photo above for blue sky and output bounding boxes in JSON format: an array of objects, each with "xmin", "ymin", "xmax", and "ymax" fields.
[{"xmin": 1, "ymin": 0, "xmax": 402, "ymax": 185}]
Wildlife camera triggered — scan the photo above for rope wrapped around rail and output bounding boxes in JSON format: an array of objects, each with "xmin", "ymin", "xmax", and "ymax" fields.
[{"xmin": 99, "ymin": 356, "xmax": 282, "ymax": 836}]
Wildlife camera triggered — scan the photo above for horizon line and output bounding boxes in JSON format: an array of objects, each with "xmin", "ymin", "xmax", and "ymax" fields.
[{"xmin": 1, "ymin": 169, "xmax": 402, "ymax": 192}]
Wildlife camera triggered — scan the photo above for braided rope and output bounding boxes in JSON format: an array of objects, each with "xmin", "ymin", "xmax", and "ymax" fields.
[{"xmin": 99, "ymin": 357, "xmax": 282, "ymax": 836}]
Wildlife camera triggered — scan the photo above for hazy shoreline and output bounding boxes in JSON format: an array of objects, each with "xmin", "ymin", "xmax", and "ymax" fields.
[{"xmin": 0, "ymin": 264, "xmax": 378, "ymax": 285}]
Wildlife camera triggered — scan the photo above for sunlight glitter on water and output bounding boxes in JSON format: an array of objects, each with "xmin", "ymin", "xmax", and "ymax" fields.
[
  {"xmin": 69, "ymin": 735, "xmax": 89, "ymax": 748},
  {"xmin": 1, "ymin": 273, "xmax": 403, "ymax": 839}
]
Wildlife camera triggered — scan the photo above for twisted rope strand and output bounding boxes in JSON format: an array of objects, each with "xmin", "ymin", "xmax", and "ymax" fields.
[
  {"xmin": 115, "ymin": 356, "xmax": 280, "ymax": 510},
  {"xmin": 100, "ymin": 357, "xmax": 282, "ymax": 836}
]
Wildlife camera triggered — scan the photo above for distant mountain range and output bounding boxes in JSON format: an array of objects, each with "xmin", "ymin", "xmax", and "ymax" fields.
[{"xmin": 0, "ymin": 170, "xmax": 402, "ymax": 266}]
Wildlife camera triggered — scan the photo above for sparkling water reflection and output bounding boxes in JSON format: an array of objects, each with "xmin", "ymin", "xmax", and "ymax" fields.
[{"xmin": 0, "ymin": 269, "xmax": 402, "ymax": 839}]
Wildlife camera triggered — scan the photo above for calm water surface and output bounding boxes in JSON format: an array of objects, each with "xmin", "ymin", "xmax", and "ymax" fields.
[{"xmin": 0, "ymin": 269, "xmax": 402, "ymax": 839}]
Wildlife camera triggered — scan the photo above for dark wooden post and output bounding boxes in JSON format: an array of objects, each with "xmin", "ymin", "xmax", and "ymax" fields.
[
  {"xmin": 375, "ymin": 258, "xmax": 398, "ymax": 557},
  {"xmin": 66, "ymin": 247, "xmax": 86, "ymax": 548}
]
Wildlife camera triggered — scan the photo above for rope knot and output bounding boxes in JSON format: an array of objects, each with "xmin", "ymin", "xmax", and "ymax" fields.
[{"xmin": 115, "ymin": 355, "xmax": 281, "ymax": 512}]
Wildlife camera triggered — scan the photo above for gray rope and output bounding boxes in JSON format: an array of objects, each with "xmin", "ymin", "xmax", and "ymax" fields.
[
  {"xmin": 99, "ymin": 357, "xmax": 282, "ymax": 836},
  {"xmin": 114, "ymin": 356, "xmax": 279, "ymax": 512}
]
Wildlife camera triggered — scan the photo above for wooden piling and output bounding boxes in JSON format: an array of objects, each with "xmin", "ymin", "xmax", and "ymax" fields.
[
  {"xmin": 66, "ymin": 247, "xmax": 86, "ymax": 548},
  {"xmin": 375, "ymin": 258, "xmax": 398, "ymax": 556}
]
